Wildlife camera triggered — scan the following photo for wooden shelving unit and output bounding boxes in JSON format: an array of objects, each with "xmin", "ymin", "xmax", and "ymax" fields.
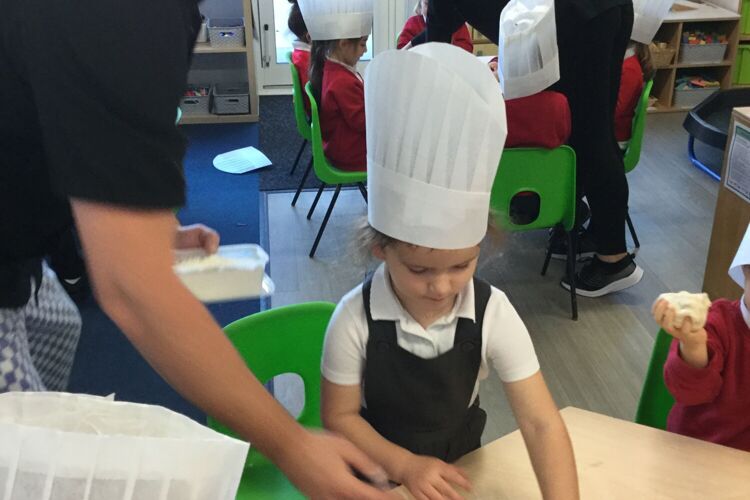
[
  {"xmin": 648, "ymin": 2, "xmax": 741, "ymax": 113},
  {"xmin": 182, "ymin": 0, "xmax": 260, "ymax": 125}
]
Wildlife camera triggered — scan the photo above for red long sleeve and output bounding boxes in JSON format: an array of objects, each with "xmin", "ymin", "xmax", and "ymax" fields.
[
  {"xmin": 320, "ymin": 61, "xmax": 366, "ymax": 172},
  {"xmin": 292, "ymin": 49, "xmax": 311, "ymax": 115},
  {"xmin": 451, "ymin": 24, "xmax": 473, "ymax": 53},
  {"xmin": 663, "ymin": 299, "xmax": 750, "ymax": 452},
  {"xmin": 614, "ymin": 55, "xmax": 643, "ymax": 143},
  {"xmin": 397, "ymin": 15, "xmax": 473, "ymax": 53}
]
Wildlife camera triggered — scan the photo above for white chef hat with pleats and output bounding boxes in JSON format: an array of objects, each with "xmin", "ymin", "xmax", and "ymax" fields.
[
  {"xmin": 298, "ymin": 0, "xmax": 373, "ymax": 40},
  {"xmin": 497, "ymin": 0, "xmax": 560, "ymax": 100},
  {"xmin": 365, "ymin": 43, "xmax": 507, "ymax": 250},
  {"xmin": 632, "ymin": 0, "xmax": 673, "ymax": 44},
  {"xmin": 729, "ymin": 222, "xmax": 750, "ymax": 287}
]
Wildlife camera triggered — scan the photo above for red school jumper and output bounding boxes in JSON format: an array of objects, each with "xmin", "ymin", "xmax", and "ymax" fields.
[
  {"xmin": 321, "ymin": 59, "xmax": 366, "ymax": 172},
  {"xmin": 614, "ymin": 55, "xmax": 644, "ymax": 144},
  {"xmin": 505, "ymin": 91, "xmax": 571, "ymax": 149},
  {"xmin": 664, "ymin": 299, "xmax": 750, "ymax": 452},
  {"xmin": 292, "ymin": 42, "xmax": 311, "ymax": 115},
  {"xmin": 397, "ymin": 15, "xmax": 473, "ymax": 53}
]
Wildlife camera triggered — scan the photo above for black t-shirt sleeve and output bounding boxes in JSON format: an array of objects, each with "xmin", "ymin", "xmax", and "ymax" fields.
[{"xmin": 24, "ymin": 0, "xmax": 200, "ymax": 209}]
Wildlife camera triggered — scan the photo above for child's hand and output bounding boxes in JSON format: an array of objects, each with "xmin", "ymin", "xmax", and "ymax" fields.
[
  {"xmin": 396, "ymin": 454, "xmax": 471, "ymax": 500},
  {"xmin": 652, "ymin": 298, "xmax": 708, "ymax": 348}
]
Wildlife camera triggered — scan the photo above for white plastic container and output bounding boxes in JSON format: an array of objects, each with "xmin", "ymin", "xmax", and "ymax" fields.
[
  {"xmin": 174, "ymin": 244, "xmax": 272, "ymax": 303},
  {"xmin": 0, "ymin": 392, "xmax": 248, "ymax": 500}
]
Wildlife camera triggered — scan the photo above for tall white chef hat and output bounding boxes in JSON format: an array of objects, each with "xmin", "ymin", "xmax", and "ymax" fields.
[
  {"xmin": 632, "ymin": 0, "xmax": 673, "ymax": 45},
  {"xmin": 497, "ymin": 0, "xmax": 560, "ymax": 100},
  {"xmin": 729, "ymin": 222, "xmax": 750, "ymax": 288},
  {"xmin": 365, "ymin": 43, "xmax": 507, "ymax": 250},
  {"xmin": 298, "ymin": 0, "xmax": 373, "ymax": 40}
]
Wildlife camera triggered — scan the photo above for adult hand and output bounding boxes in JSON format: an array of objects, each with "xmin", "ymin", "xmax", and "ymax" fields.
[
  {"xmin": 396, "ymin": 454, "xmax": 471, "ymax": 500},
  {"xmin": 175, "ymin": 223, "xmax": 220, "ymax": 254},
  {"xmin": 278, "ymin": 431, "xmax": 394, "ymax": 500},
  {"xmin": 652, "ymin": 298, "xmax": 708, "ymax": 348}
]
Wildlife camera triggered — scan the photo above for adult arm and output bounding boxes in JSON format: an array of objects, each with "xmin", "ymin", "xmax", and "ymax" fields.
[
  {"xmin": 427, "ymin": 0, "xmax": 505, "ymax": 45},
  {"xmin": 72, "ymin": 201, "xmax": 389, "ymax": 500}
]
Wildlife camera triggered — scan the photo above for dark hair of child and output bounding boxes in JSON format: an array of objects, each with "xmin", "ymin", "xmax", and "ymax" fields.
[
  {"xmin": 635, "ymin": 42, "xmax": 656, "ymax": 82},
  {"xmin": 287, "ymin": 1, "xmax": 309, "ymax": 42},
  {"xmin": 309, "ymin": 39, "xmax": 359, "ymax": 104}
]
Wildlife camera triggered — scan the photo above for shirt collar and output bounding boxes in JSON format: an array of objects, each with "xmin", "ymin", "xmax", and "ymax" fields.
[
  {"xmin": 292, "ymin": 40, "xmax": 311, "ymax": 52},
  {"xmin": 741, "ymin": 295, "xmax": 750, "ymax": 329},
  {"xmin": 369, "ymin": 263, "xmax": 476, "ymax": 326},
  {"xmin": 327, "ymin": 56, "xmax": 362, "ymax": 79}
]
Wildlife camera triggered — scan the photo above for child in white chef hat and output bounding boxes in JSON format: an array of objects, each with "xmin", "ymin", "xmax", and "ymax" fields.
[
  {"xmin": 653, "ymin": 222, "xmax": 750, "ymax": 452},
  {"xmin": 320, "ymin": 43, "xmax": 578, "ymax": 499}
]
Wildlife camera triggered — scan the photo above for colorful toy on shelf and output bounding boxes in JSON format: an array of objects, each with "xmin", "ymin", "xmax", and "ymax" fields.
[
  {"xmin": 675, "ymin": 75, "xmax": 721, "ymax": 90},
  {"xmin": 184, "ymin": 87, "xmax": 210, "ymax": 97},
  {"xmin": 682, "ymin": 30, "xmax": 728, "ymax": 45}
]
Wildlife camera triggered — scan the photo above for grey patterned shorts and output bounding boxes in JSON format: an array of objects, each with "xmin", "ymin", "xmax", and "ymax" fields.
[{"xmin": 0, "ymin": 262, "xmax": 82, "ymax": 392}]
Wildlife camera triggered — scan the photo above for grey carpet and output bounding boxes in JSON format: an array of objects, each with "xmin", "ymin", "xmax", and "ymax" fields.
[{"xmin": 259, "ymin": 95, "xmax": 319, "ymax": 192}]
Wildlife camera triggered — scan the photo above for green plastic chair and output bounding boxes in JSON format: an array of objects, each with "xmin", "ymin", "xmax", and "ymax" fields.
[
  {"xmin": 304, "ymin": 82, "xmax": 368, "ymax": 258},
  {"xmin": 207, "ymin": 302, "xmax": 337, "ymax": 500},
  {"xmin": 635, "ymin": 328, "xmax": 676, "ymax": 430},
  {"xmin": 622, "ymin": 79, "xmax": 654, "ymax": 253},
  {"xmin": 490, "ymin": 146, "xmax": 579, "ymax": 319},
  {"xmin": 286, "ymin": 52, "xmax": 314, "ymax": 207}
]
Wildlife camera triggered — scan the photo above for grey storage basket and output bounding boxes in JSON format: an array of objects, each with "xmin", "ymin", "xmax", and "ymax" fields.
[
  {"xmin": 679, "ymin": 43, "xmax": 728, "ymax": 64},
  {"xmin": 180, "ymin": 84, "xmax": 212, "ymax": 115},
  {"xmin": 208, "ymin": 18, "xmax": 245, "ymax": 48},
  {"xmin": 212, "ymin": 83, "xmax": 250, "ymax": 115},
  {"xmin": 673, "ymin": 87, "xmax": 719, "ymax": 109}
]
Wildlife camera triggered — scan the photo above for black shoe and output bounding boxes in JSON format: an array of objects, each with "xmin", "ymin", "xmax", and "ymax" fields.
[
  {"xmin": 561, "ymin": 255, "xmax": 644, "ymax": 298},
  {"xmin": 549, "ymin": 228, "xmax": 597, "ymax": 261}
]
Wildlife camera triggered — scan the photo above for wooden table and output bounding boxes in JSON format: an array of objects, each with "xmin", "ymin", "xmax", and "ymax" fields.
[
  {"xmin": 704, "ymin": 107, "xmax": 750, "ymax": 301},
  {"xmin": 393, "ymin": 407, "xmax": 750, "ymax": 499}
]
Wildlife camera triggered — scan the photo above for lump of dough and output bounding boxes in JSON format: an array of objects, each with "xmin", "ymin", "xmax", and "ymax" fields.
[{"xmin": 657, "ymin": 291, "xmax": 711, "ymax": 329}]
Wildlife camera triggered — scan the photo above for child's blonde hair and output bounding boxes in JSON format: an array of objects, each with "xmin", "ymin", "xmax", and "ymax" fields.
[{"xmin": 354, "ymin": 214, "xmax": 504, "ymax": 261}]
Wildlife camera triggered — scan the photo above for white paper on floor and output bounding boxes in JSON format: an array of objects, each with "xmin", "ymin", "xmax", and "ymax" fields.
[{"xmin": 213, "ymin": 146, "xmax": 272, "ymax": 174}]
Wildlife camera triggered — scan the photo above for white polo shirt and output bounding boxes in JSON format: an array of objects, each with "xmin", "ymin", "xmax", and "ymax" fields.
[{"xmin": 322, "ymin": 264, "xmax": 540, "ymax": 405}]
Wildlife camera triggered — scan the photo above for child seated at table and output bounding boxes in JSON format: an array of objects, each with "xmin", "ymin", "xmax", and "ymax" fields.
[
  {"xmin": 397, "ymin": 0, "xmax": 472, "ymax": 52},
  {"xmin": 301, "ymin": 0, "xmax": 370, "ymax": 172},
  {"xmin": 487, "ymin": 57, "xmax": 571, "ymax": 149},
  {"xmin": 652, "ymin": 224, "xmax": 750, "ymax": 452},
  {"xmin": 615, "ymin": 42, "xmax": 655, "ymax": 150},
  {"xmin": 321, "ymin": 44, "xmax": 578, "ymax": 499}
]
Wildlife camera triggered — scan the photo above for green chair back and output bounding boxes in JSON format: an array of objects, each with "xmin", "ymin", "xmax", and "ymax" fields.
[
  {"xmin": 304, "ymin": 82, "xmax": 367, "ymax": 185},
  {"xmin": 635, "ymin": 329, "xmax": 676, "ymax": 430},
  {"xmin": 490, "ymin": 146, "xmax": 577, "ymax": 232},
  {"xmin": 207, "ymin": 302, "xmax": 336, "ymax": 500},
  {"xmin": 286, "ymin": 51, "xmax": 311, "ymax": 142},
  {"xmin": 624, "ymin": 79, "xmax": 654, "ymax": 174}
]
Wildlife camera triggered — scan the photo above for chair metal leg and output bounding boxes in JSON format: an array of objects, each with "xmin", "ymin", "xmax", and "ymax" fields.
[
  {"xmin": 357, "ymin": 182, "xmax": 368, "ymax": 203},
  {"xmin": 541, "ymin": 224, "xmax": 559, "ymax": 276},
  {"xmin": 626, "ymin": 211, "xmax": 640, "ymax": 254},
  {"xmin": 289, "ymin": 139, "xmax": 307, "ymax": 176},
  {"xmin": 310, "ymin": 185, "xmax": 341, "ymax": 258},
  {"xmin": 308, "ymin": 183, "xmax": 326, "ymax": 220},
  {"xmin": 291, "ymin": 158, "xmax": 313, "ymax": 207},
  {"xmin": 567, "ymin": 230, "xmax": 579, "ymax": 321}
]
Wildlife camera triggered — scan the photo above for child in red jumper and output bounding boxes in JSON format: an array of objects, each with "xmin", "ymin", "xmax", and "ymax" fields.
[
  {"xmin": 309, "ymin": 38, "xmax": 368, "ymax": 172},
  {"xmin": 487, "ymin": 58, "xmax": 571, "ymax": 149},
  {"xmin": 615, "ymin": 42, "xmax": 655, "ymax": 150},
  {"xmin": 652, "ymin": 225, "xmax": 750, "ymax": 452},
  {"xmin": 288, "ymin": 0, "xmax": 311, "ymax": 114},
  {"xmin": 397, "ymin": 0, "xmax": 472, "ymax": 53}
]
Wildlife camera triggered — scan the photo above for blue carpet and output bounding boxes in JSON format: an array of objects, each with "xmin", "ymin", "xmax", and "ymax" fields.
[{"xmin": 68, "ymin": 123, "xmax": 263, "ymax": 422}]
